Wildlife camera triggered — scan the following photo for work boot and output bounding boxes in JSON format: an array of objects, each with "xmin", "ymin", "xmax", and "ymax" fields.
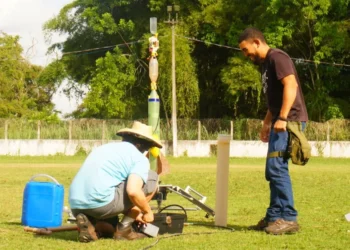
[
  {"xmin": 114, "ymin": 222, "xmax": 147, "ymax": 240},
  {"xmin": 76, "ymin": 213, "xmax": 99, "ymax": 243},
  {"xmin": 264, "ymin": 218, "xmax": 300, "ymax": 235},
  {"xmin": 248, "ymin": 217, "xmax": 271, "ymax": 231},
  {"xmin": 95, "ymin": 221, "xmax": 116, "ymax": 239}
]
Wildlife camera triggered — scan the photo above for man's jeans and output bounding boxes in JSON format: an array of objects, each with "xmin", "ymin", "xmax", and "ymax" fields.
[{"xmin": 264, "ymin": 122, "xmax": 305, "ymax": 222}]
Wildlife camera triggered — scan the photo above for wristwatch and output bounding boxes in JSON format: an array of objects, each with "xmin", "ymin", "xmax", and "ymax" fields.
[{"xmin": 278, "ymin": 116, "xmax": 288, "ymax": 122}]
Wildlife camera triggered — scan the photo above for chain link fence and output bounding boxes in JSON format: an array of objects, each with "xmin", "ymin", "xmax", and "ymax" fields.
[{"xmin": 0, "ymin": 118, "xmax": 349, "ymax": 141}]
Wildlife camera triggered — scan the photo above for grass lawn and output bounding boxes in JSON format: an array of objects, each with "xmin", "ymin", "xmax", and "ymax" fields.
[{"xmin": 0, "ymin": 156, "xmax": 349, "ymax": 249}]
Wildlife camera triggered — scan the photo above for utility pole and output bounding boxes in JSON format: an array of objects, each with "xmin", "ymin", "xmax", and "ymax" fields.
[{"xmin": 165, "ymin": 5, "xmax": 180, "ymax": 157}]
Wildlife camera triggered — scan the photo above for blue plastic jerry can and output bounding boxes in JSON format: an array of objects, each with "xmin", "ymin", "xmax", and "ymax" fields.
[{"xmin": 21, "ymin": 174, "xmax": 64, "ymax": 227}]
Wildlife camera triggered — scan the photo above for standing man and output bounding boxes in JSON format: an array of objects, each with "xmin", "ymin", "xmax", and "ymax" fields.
[
  {"xmin": 238, "ymin": 27, "xmax": 308, "ymax": 235},
  {"xmin": 69, "ymin": 121, "xmax": 162, "ymax": 242}
]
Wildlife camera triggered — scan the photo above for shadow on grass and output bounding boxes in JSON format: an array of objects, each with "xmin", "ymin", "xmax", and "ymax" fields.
[
  {"xmin": 184, "ymin": 220, "xmax": 250, "ymax": 232},
  {"xmin": 3, "ymin": 221, "xmax": 22, "ymax": 226},
  {"xmin": 30, "ymin": 231, "xmax": 78, "ymax": 242},
  {"xmin": 2, "ymin": 221, "xmax": 79, "ymax": 242},
  {"xmin": 5, "ymin": 221, "xmax": 252, "ymax": 243}
]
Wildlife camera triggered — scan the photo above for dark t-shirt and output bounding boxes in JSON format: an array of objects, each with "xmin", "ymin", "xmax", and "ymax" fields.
[{"xmin": 261, "ymin": 48, "xmax": 308, "ymax": 122}]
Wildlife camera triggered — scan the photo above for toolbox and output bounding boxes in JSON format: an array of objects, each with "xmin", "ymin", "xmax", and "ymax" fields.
[{"xmin": 152, "ymin": 205, "xmax": 187, "ymax": 234}]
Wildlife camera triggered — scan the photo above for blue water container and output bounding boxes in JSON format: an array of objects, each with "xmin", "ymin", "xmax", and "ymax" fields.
[{"xmin": 21, "ymin": 174, "xmax": 64, "ymax": 227}]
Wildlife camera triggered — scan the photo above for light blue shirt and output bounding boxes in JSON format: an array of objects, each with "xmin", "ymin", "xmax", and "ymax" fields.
[{"xmin": 69, "ymin": 142, "xmax": 150, "ymax": 209}]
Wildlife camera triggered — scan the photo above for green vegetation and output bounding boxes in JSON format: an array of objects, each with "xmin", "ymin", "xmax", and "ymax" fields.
[
  {"xmin": 0, "ymin": 33, "xmax": 59, "ymax": 120},
  {"xmin": 40, "ymin": 0, "xmax": 350, "ymax": 121},
  {"xmin": 1, "ymin": 1, "xmax": 349, "ymax": 122},
  {"xmin": 0, "ymin": 156, "xmax": 349, "ymax": 249}
]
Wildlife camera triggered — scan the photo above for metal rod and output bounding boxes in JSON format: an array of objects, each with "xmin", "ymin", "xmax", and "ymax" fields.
[{"xmin": 171, "ymin": 20, "xmax": 178, "ymax": 157}]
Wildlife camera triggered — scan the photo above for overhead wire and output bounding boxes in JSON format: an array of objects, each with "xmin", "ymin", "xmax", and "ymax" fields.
[
  {"xmin": 176, "ymin": 35, "xmax": 350, "ymax": 69},
  {"xmin": 290, "ymin": 57, "xmax": 350, "ymax": 68},
  {"xmin": 176, "ymin": 35, "xmax": 241, "ymax": 51},
  {"xmin": 44, "ymin": 35, "xmax": 349, "ymax": 71},
  {"xmin": 61, "ymin": 40, "xmax": 144, "ymax": 56}
]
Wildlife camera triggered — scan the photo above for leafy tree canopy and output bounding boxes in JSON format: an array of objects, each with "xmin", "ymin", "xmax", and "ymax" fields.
[
  {"xmin": 42, "ymin": 0, "xmax": 349, "ymax": 121},
  {"xmin": 0, "ymin": 32, "xmax": 59, "ymax": 121}
]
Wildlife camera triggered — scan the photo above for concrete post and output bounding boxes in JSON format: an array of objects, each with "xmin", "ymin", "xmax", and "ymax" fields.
[
  {"xmin": 37, "ymin": 121, "xmax": 41, "ymax": 140},
  {"xmin": 69, "ymin": 120, "xmax": 72, "ymax": 141},
  {"xmin": 102, "ymin": 120, "xmax": 106, "ymax": 141},
  {"xmin": 4, "ymin": 120, "xmax": 8, "ymax": 140},
  {"xmin": 215, "ymin": 134, "xmax": 231, "ymax": 227}
]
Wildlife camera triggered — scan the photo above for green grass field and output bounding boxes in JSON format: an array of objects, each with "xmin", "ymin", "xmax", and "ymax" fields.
[{"xmin": 0, "ymin": 156, "xmax": 349, "ymax": 250}]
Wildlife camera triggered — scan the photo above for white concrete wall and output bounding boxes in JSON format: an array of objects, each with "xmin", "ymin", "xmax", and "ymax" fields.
[{"xmin": 0, "ymin": 139, "xmax": 349, "ymax": 157}]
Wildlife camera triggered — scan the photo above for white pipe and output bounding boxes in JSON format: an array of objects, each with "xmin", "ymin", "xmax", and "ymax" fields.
[{"xmin": 215, "ymin": 134, "xmax": 231, "ymax": 227}]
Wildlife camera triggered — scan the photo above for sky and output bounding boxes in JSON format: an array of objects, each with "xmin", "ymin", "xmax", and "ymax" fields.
[{"xmin": 0, "ymin": 0, "xmax": 82, "ymax": 118}]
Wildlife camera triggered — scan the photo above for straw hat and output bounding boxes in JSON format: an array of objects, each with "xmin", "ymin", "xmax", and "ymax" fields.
[{"xmin": 116, "ymin": 121, "xmax": 163, "ymax": 148}]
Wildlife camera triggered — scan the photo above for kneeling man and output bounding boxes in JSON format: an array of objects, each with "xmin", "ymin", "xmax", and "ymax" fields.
[{"xmin": 69, "ymin": 121, "xmax": 162, "ymax": 242}]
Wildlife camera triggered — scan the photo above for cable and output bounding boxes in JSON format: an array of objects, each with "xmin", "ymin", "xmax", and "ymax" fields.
[
  {"xmin": 41, "ymin": 34, "xmax": 350, "ymax": 70},
  {"xmin": 142, "ymin": 204, "xmax": 233, "ymax": 249},
  {"xmin": 141, "ymin": 224, "xmax": 235, "ymax": 250},
  {"xmin": 177, "ymin": 35, "xmax": 350, "ymax": 68},
  {"xmin": 291, "ymin": 57, "xmax": 350, "ymax": 68},
  {"xmin": 61, "ymin": 40, "xmax": 144, "ymax": 56},
  {"xmin": 176, "ymin": 35, "xmax": 241, "ymax": 51}
]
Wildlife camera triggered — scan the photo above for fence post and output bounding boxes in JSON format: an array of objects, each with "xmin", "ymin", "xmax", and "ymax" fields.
[
  {"xmin": 198, "ymin": 120, "xmax": 201, "ymax": 141},
  {"xmin": 37, "ymin": 121, "xmax": 41, "ymax": 140},
  {"xmin": 102, "ymin": 120, "xmax": 106, "ymax": 141},
  {"xmin": 230, "ymin": 120, "xmax": 233, "ymax": 140},
  {"xmin": 4, "ymin": 120, "xmax": 8, "ymax": 140},
  {"xmin": 69, "ymin": 120, "xmax": 72, "ymax": 141},
  {"xmin": 326, "ymin": 121, "xmax": 330, "ymax": 142}
]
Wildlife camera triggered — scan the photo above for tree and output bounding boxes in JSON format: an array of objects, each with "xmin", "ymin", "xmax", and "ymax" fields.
[
  {"xmin": 75, "ymin": 47, "xmax": 137, "ymax": 119},
  {"xmin": 255, "ymin": 0, "xmax": 350, "ymax": 121},
  {"xmin": 221, "ymin": 57, "xmax": 263, "ymax": 118},
  {"xmin": 44, "ymin": 0, "xmax": 200, "ymax": 119},
  {"xmin": 0, "ymin": 32, "xmax": 59, "ymax": 120},
  {"xmin": 194, "ymin": 0, "xmax": 350, "ymax": 120},
  {"xmin": 43, "ymin": 0, "xmax": 350, "ymax": 121}
]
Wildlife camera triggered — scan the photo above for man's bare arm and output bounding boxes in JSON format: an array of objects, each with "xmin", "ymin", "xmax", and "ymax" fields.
[
  {"xmin": 280, "ymin": 74, "xmax": 298, "ymax": 119},
  {"xmin": 126, "ymin": 174, "xmax": 152, "ymax": 214},
  {"xmin": 263, "ymin": 110, "xmax": 272, "ymax": 126},
  {"xmin": 273, "ymin": 74, "xmax": 298, "ymax": 132}
]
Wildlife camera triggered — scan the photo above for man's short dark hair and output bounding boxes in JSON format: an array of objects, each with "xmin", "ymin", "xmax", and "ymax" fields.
[{"xmin": 238, "ymin": 27, "xmax": 266, "ymax": 43}]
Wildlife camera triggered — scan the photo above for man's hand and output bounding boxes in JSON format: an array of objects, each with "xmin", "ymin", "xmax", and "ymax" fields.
[
  {"xmin": 260, "ymin": 123, "xmax": 271, "ymax": 143},
  {"xmin": 135, "ymin": 212, "xmax": 144, "ymax": 223},
  {"xmin": 261, "ymin": 110, "xmax": 272, "ymax": 143},
  {"xmin": 274, "ymin": 120, "xmax": 287, "ymax": 133},
  {"xmin": 135, "ymin": 211, "xmax": 154, "ymax": 224},
  {"xmin": 142, "ymin": 211, "xmax": 154, "ymax": 223}
]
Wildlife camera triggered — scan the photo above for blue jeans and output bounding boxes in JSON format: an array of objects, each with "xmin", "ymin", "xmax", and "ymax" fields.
[{"xmin": 264, "ymin": 122, "xmax": 305, "ymax": 222}]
